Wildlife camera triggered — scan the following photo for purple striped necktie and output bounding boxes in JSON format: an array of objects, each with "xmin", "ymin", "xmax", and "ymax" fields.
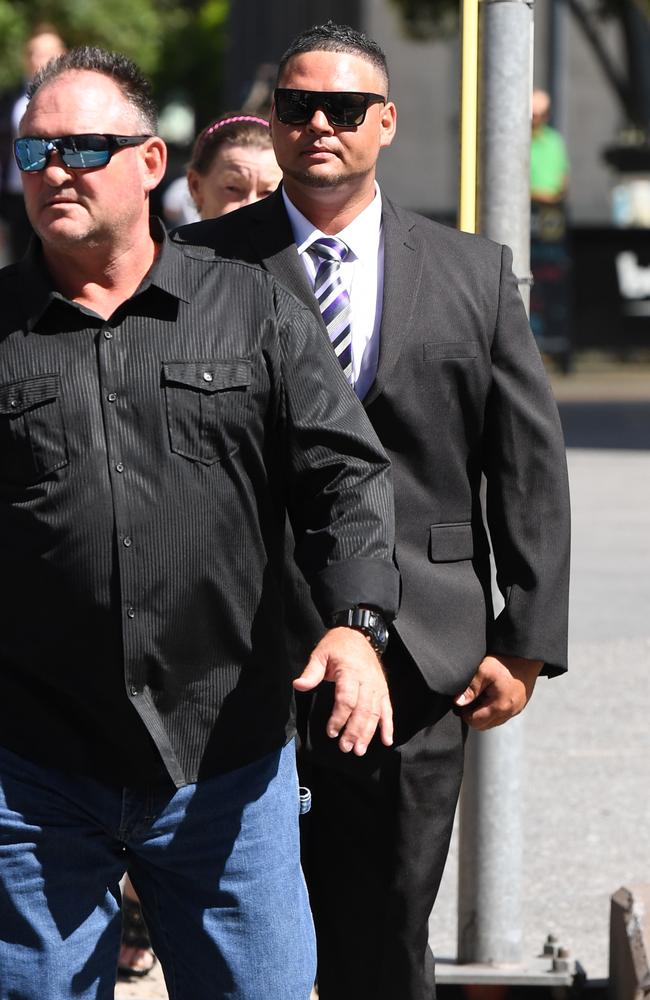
[{"xmin": 310, "ymin": 237, "xmax": 353, "ymax": 384}]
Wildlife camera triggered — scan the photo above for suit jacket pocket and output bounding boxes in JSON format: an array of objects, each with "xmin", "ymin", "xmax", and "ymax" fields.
[
  {"xmin": 429, "ymin": 522, "xmax": 474, "ymax": 562},
  {"xmin": 0, "ymin": 373, "xmax": 68, "ymax": 485},
  {"xmin": 423, "ymin": 342, "xmax": 478, "ymax": 361},
  {"xmin": 163, "ymin": 359, "xmax": 252, "ymax": 465}
]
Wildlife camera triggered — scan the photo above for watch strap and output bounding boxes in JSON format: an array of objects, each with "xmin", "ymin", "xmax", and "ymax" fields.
[{"xmin": 330, "ymin": 607, "xmax": 389, "ymax": 655}]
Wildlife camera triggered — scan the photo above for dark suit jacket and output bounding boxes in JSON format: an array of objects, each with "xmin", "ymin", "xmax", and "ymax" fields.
[{"xmin": 173, "ymin": 189, "xmax": 571, "ymax": 696}]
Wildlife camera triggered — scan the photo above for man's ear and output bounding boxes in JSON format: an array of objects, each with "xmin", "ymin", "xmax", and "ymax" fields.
[
  {"xmin": 140, "ymin": 136, "xmax": 167, "ymax": 194},
  {"xmin": 379, "ymin": 101, "xmax": 397, "ymax": 150}
]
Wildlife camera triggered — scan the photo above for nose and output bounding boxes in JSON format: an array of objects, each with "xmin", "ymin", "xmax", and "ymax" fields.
[
  {"xmin": 306, "ymin": 108, "xmax": 334, "ymax": 135},
  {"xmin": 41, "ymin": 149, "xmax": 75, "ymax": 186}
]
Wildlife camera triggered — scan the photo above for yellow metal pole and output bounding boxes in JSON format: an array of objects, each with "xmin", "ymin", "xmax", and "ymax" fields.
[{"xmin": 459, "ymin": 0, "xmax": 480, "ymax": 233}]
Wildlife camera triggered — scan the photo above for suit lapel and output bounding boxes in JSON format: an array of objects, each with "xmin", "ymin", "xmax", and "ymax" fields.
[
  {"xmin": 245, "ymin": 190, "xmax": 326, "ymax": 333},
  {"xmin": 363, "ymin": 198, "xmax": 424, "ymax": 407},
  {"xmin": 243, "ymin": 192, "xmax": 424, "ymax": 408}
]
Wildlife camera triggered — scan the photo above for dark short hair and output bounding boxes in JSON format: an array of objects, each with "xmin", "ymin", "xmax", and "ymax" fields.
[
  {"xmin": 277, "ymin": 21, "xmax": 390, "ymax": 94},
  {"xmin": 188, "ymin": 113, "xmax": 272, "ymax": 176},
  {"xmin": 27, "ymin": 46, "xmax": 158, "ymax": 134}
]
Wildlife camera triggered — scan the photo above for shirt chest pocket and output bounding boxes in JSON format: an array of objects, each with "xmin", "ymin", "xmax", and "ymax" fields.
[
  {"xmin": 0, "ymin": 373, "xmax": 68, "ymax": 486},
  {"xmin": 162, "ymin": 359, "xmax": 252, "ymax": 465}
]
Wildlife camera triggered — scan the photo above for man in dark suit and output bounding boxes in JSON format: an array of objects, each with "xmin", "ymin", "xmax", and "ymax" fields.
[{"xmin": 174, "ymin": 21, "xmax": 571, "ymax": 1000}]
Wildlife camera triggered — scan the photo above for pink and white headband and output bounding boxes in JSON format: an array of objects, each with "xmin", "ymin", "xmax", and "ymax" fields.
[{"xmin": 201, "ymin": 115, "xmax": 270, "ymax": 142}]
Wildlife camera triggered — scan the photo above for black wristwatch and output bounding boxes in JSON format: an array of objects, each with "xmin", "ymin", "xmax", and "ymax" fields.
[{"xmin": 330, "ymin": 607, "xmax": 390, "ymax": 656}]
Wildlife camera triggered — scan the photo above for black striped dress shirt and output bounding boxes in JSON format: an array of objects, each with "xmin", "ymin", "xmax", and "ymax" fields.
[{"xmin": 0, "ymin": 222, "xmax": 398, "ymax": 787}]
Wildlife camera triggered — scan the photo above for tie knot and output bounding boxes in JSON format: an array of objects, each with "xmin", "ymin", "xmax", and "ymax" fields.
[{"xmin": 310, "ymin": 237, "xmax": 349, "ymax": 264}]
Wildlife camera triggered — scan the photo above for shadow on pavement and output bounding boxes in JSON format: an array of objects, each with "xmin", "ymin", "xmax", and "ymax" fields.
[{"xmin": 558, "ymin": 401, "xmax": 650, "ymax": 450}]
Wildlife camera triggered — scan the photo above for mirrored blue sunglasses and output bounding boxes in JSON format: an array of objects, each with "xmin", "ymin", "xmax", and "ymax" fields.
[{"xmin": 14, "ymin": 133, "xmax": 152, "ymax": 172}]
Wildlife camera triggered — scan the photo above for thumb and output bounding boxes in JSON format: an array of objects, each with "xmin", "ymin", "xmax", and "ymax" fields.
[
  {"xmin": 454, "ymin": 673, "xmax": 483, "ymax": 707},
  {"xmin": 293, "ymin": 653, "xmax": 326, "ymax": 692}
]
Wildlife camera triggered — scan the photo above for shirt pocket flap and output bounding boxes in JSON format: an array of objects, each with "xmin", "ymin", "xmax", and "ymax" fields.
[
  {"xmin": 0, "ymin": 374, "xmax": 61, "ymax": 417},
  {"xmin": 162, "ymin": 360, "xmax": 252, "ymax": 393},
  {"xmin": 423, "ymin": 342, "xmax": 478, "ymax": 361},
  {"xmin": 429, "ymin": 522, "xmax": 474, "ymax": 562}
]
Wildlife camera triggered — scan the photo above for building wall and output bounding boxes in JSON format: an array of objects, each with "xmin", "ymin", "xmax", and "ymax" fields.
[
  {"xmin": 223, "ymin": 0, "xmax": 361, "ymax": 108},
  {"xmin": 365, "ymin": 0, "xmax": 460, "ymax": 219},
  {"xmin": 224, "ymin": 0, "xmax": 631, "ymax": 224}
]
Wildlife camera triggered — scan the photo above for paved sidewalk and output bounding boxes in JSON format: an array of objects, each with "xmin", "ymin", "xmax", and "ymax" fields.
[{"xmin": 115, "ymin": 962, "xmax": 168, "ymax": 1000}]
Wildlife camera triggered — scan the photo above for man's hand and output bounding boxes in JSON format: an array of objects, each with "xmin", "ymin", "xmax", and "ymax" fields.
[
  {"xmin": 453, "ymin": 655, "xmax": 543, "ymax": 730},
  {"xmin": 293, "ymin": 627, "xmax": 393, "ymax": 756}
]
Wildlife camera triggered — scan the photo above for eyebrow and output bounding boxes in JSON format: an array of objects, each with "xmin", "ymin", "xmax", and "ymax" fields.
[{"xmin": 218, "ymin": 167, "xmax": 254, "ymax": 180}]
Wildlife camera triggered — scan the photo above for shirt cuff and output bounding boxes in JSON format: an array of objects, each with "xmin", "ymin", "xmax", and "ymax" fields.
[{"xmin": 309, "ymin": 558, "xmax": 400, "ymax": 624}]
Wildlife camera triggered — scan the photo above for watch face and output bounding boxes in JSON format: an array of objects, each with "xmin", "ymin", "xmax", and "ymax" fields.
[
  {"xmin": 367, "ymin": 612, "xmax": 389, "ymax": 653},
  {"xmin": 376, "ymin": 621, "xmax": 389, "ymax": 647}
]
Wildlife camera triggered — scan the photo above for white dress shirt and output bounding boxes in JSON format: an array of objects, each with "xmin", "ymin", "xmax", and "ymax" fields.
[{"xmin": 282, "ymin": 185, "xmax": 384, "ymax": 399}]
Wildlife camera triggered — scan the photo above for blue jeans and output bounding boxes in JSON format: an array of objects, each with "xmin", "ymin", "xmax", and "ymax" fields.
[{"xmin": 0, "ymin": 739, "xmax": 315, "ymax": 1000}]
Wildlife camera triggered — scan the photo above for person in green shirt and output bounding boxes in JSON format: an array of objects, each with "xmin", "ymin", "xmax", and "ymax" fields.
[
  {"xmin": 531, "ymin": 88, "xmax": 569, "ymax": 203},
  {"xmin": 530, "ymin": 89, "xmax": 572, "ymax": 369}
]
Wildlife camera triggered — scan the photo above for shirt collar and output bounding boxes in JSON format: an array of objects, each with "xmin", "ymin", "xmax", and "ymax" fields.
[
  {"xmin": 17, "ymin": 217, "xmax": 191, "ymax": 330},
  {"xmin": 137, "ymin": 217, "xmax": 193, "ymax": 304},
  {"xmin": 282, "ymin": 183, "xmax": 383, "ymax": 263}
]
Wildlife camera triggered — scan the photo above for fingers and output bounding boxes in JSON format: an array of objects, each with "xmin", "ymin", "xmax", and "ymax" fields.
[
  {"xmin": 327, "ymin": 670, "xmax": 392, "ymax": 756},
  {"xmin": 379, "ymin": 692, "xmax": 394, "ymax": 747},
  {"xmin": 302, "ymin": 627, "xmax": 393, "ymax": 756},
  {"xmin": 456, "ymin": 672, "xmax": 518, "ymax": 729},
  {"xmin": 455, "ymin": 655, "xmax": 542, "ymax": 730},
  {"xmin": 458, "ymin": 689, "xmax": 512, "ymax": 730},
  {"xmin": 456, "ymin": 670, "xmax": 523, "ymax": 729}
]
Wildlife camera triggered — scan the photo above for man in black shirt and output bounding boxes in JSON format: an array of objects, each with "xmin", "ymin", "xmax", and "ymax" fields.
[{"xmin": 0, "ymin": 47, "xmax": 399, "ymax": 999}]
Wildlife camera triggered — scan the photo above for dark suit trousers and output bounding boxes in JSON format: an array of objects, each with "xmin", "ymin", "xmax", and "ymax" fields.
[{"xmin": 299, "ymin": 633, "xmax": 466, "ymax": 1000}]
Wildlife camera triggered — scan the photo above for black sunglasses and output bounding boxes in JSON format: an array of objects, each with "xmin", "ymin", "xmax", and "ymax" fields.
[
  {"xmin": 274, "ymin": 89, "xmax": 386, "ymax": 127},
  {"xmin": 14, "ymin": 133, "xmax": 152, "ymax": 173}
]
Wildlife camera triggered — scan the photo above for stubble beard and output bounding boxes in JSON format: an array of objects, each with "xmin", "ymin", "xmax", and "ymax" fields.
[
  {"xmin": 281, "ymin": 163, "xmax": 369, "ymax": 190},
  {"xmin": 36, "ymin": 220, "xmax": 110, "ymax": 255},
  {"xmin": 34, "ymin": 201, "xmax": 139, "ymax": 256}
]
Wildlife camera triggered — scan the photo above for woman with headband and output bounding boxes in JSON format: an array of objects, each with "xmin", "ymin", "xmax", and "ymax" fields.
[{"xmin": 186, "ymin": 113, "xmax": 282, "ymax": 220}]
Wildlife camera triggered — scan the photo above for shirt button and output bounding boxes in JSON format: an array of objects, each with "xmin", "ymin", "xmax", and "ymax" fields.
[
  {"xmin": 115, "ymin": 462, "xmax": 124, "ymax": 473},
  {"xmin": 202, "ymin": 371, "xmax": 213, "ymax": 383},
  {"xmin": 126, "ymin": 606, "xmax": 135, "ymax": 619},
  {"xmin": 107, "ymin": 392, "xmax": 117, "ymax": 402},
  {"xmin": 123, "ymin": 536, "xmax": 132, "ymax": 547},
  {"xmin": 103, "ymin": 329, "xmax": 113, "ymax": 340}
]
